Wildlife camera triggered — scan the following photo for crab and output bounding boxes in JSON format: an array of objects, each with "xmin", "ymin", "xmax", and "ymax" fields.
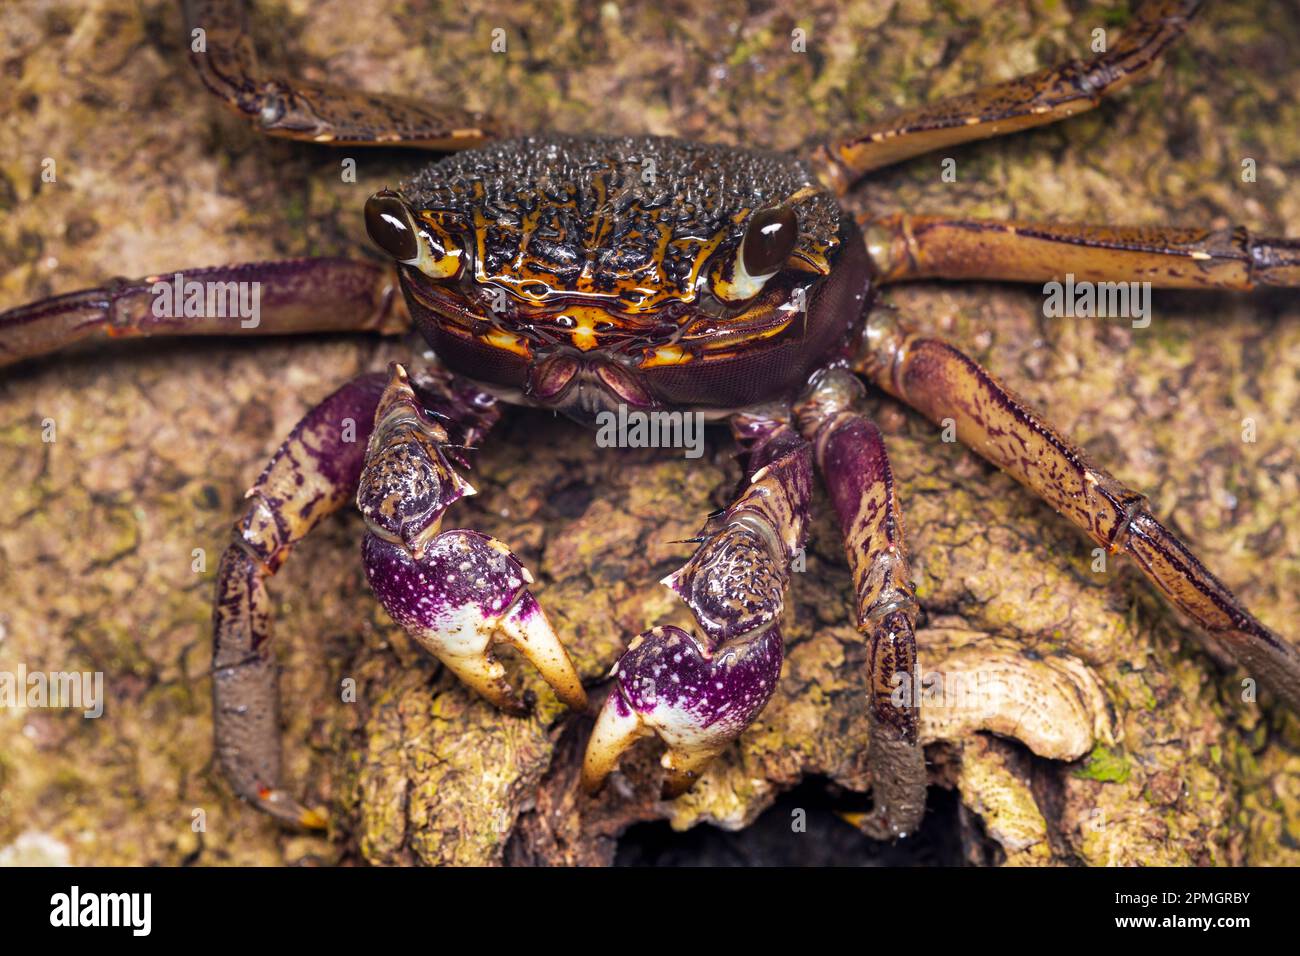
[{"xmin": 2, "ymin": 0, "xmax": 1299, "ymax": 849}]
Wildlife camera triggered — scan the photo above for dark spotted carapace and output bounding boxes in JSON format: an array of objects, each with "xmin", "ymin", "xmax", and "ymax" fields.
[{"xmin": 368, "ymin": 135, "xmax": 870, "ymax": 419}]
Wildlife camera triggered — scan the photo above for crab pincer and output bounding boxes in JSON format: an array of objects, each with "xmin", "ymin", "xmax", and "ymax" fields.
[
  {"xmin": 582, "ymin": 412, "xmax": 812, "ymax": 797},
  {"xmin": 359, "ymin": 364, "xmax": 587, "ymax": 714}
]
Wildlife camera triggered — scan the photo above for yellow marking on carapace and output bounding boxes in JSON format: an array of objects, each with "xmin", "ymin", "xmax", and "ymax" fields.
[
  {"xmin": 750, "ymin": 315, "xmax": 795, "ymax": 341},
  {"xmin": 681, "ymin": 310, "xmax": 796, "ymax": 352},
  {"xmin": 514, "ymin": 206, "xmax": 544, "ymax": 269},
  {"xmin": 646, "ymin": 221, "xmax": 674, "ymax": 284},
  {"xmin": 685, "ymin": 314, "xmax": 796, "ymax": 363},
  {"xmin": 554, "ymin": 305, "xmax": 611, "ymax": 351},
  {"xmin": 785, "ymin": 185, "xmax": 820, "ymax": 205},
  {"xmin": 640, "ymin": 344, "xmax": 694, "ymax": 368},
  {"xmin": 586, "ymin": 172, "xmax": 612, "ymax": 250},
  {"xmin": 472, "ymin": 206, "xmax": 491, "ymax": 284},
  {"xmin": 483, "ymin": 328, "xmax": 531, "ymax": 357},
  {"xmin": 674, "ymin": 230, "xmax": 728, "ymax": 298}
]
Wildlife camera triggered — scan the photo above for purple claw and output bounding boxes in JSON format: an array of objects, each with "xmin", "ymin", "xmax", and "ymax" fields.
[
  {"xmin": 583, "ymin": 413, "xmax": 812, "ymax": 796},
  {"xmin": 357, "ymin": 365, "xmax": 585, "ymax": 712},
  {"xmin": 583, "ymin": 624, "xmax": 784, "ymax": 796},
  {"xmin": 363, "ymin": 529, "xmax": 587, "ymax": 713}
]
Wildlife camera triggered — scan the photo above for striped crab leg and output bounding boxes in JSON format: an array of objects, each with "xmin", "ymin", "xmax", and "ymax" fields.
[
  {"xmin": 809, "ymin": 0, "xmax": 1203, "ymax": 193},
  {"xmin": 182, "ymin": 0, "xmax": 506, "ymax": 148},
  {"xmin": 857, "ymin": 310, "xmax": 1300, "ymax": 715},
  {"xmin": 214, "ymin": 372, "xmax": 388, "ymax": 827},
  {"xmin": 795, "ymin": 369, "xmax": 927, "ymax": 839}
]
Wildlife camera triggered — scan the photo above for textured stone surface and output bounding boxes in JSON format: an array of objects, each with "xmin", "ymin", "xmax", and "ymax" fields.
[{"xmin": 1, "ymin": 0, "xmax": 1298, "ymax": 866}]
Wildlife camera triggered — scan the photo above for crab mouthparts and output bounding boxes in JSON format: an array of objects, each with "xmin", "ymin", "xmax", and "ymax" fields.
[{"xmin": 528, "ymin": 354, "xmax": 658, "ymax": 424}]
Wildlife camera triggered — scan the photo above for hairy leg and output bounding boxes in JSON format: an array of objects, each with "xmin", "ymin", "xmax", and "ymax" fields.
[
  {"xmin": 182, "ymin": 0, "xmax": 507, "ymax": 147},
  {"xmin": 358, "ymin": 364, "xmax": 586, "ymax": 715},
  {"xmin": 213, "ymin": 371, "xmax": 387, "ymax": 826},
  {"xmin": 582, "ymin": 409, "xmax": 813, "ymax": 798},
  {"xmin": 0, "ymin": 258, "xmax": 408, "ymax": 369},
  {"xmin": 863, "ymin": 214, "xmax": 1300, "ymax": 289},
  {"xmin": 857, "ymin": 310, "xmax": 1300, "ymax": 714},
  {"xmin": 809, "ymin": 0, "xmax": 1202, "ymax": 193},
  {"xmin": 796, "ymin": 369, "xmax": 927, "ymax": 840}
]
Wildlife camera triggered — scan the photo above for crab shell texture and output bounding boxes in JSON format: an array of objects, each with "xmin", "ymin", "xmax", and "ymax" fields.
[{"xmin": 395, "ymin": 135, "xmax": 869, "ymax": 416}]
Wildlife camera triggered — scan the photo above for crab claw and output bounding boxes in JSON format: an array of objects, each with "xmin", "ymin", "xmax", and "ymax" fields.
[
  {"xmin": 582, "ymin": 624, "xmax": 784, "ymax": 797},
  {"xmin": 364, "ymin": 530, "xmax": 587, "ymax": 713},
  {"xmin": 357, "ymin": 365, "xmax": 585, "ymax": 713},
  {"xmin": 582, "ymin": 414, "xmax": 812, "ymax": 797}
]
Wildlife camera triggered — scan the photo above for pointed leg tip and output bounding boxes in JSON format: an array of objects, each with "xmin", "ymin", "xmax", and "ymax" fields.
[
  {"xmin": 299, "ymin": 807, "xmax": 330, "ymax": 830},
  {"xmin": 561, "ymin": 684, "xmax": 590, "ymax": 712},
  {"xmin": 257, "ymin": 787, "xmax": 328, "ymax": 830},
  {"xmin": 523, "ymin": 657, "xmax": 587, "ymax": 713},
  {"xmin": 837, "ymin": 809, "xmax": 918, "ymax": 841},
  {"xmin": 580, "ymin": 727, "xmax": 622, "ymax": 795},
  {"xmin": 838, "ymin": 810, "xmax": 867, "ymax": 829},
  {"xmin": 579, "ymin": 766, "xmax": 607, "ymax": 796},
  {"xmin": 660, "ymin": 746, "xmax": 720, "ymax": 799},
  {"xmin": 434, "ymin": 650, "xmax": 531, "ymax": 716}
]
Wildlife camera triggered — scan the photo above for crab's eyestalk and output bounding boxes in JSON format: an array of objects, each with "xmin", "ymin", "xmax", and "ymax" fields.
[
  {"xmin": 713, "ymin": 205, "xmax": 800, "ymax": 303},
  {"xmin": 365, "ymin": 189, "xmax": 463, "ymax": 279}
]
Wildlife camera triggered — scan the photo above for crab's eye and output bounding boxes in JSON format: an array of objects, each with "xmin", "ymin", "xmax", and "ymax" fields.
[
  {"xmin": 365, "ymin": 189, "xmax": 463, "ymax": 279},
  {"xmin": 713, "ymin": 205, "xmax": 800, "ymax": 303},
  {"xmin": 742, "ymin": 206, "xmax": 799, "ymax": 278},
  {"xmin": 365, "ymin": 191, "xmax": 419, "ymax": 261}
]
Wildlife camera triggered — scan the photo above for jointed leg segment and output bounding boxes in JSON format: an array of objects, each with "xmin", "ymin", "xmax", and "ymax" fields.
[
  {"xmin": 216, "ymin": 363, "xmax": 589, "ymax": 826},
  {"xmin": 796, "ymin": 369, "xmax": 927, "ymax": 839},
  {"xmin": 810, "ymin": 0, "xmax": 1204, "ymax": 192},
  {"xmin": 862, "ymin": 215, "xmax": 1300, "ymax": 289},
  {"xmin": 213, "ymin": 371, "xmax": 388, "ymax": 826},
  {"xmin": 182, "ymin": 0, "xmax": 507, "ymax": 147},
  {"xmin": 0, "ymin": 257, "xmax": 408, "ymax": 370},
  {"xmin": 857, "ymin": 311, "xmax": 1300, "ymax": 714}
]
